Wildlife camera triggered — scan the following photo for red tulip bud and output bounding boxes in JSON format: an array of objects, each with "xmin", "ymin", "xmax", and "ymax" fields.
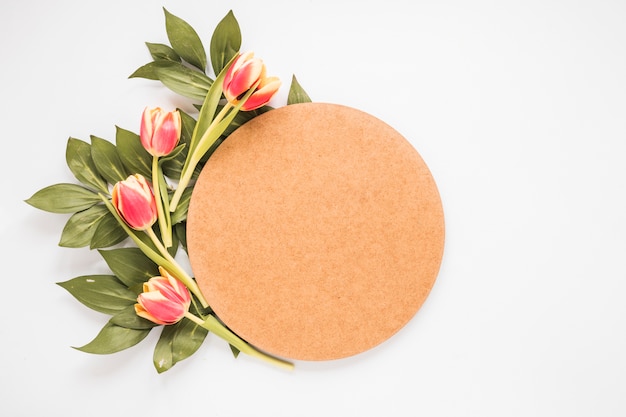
[
  {"xmin": 135, "ymin": 267, "xmax": 192, "ymax": 325},
  {"xmin": 140, "ymin": 107, "xmax": 181, "ymax": 157},
  {"xmin": 111, "ymin": 174, "xmax": 157, "ymax": 230},
  {"xmin": 223, "ymin": 52, "xmax": 281, "ymax": 111}
]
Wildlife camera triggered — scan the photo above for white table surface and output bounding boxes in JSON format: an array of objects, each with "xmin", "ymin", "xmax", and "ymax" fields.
[{"xmin": 3, "ymin": 0, "xmax": 625, "ymax": 415}]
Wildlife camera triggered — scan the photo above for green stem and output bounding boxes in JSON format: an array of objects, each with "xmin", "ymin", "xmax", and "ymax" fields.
[
  {"xmin": 152, "ymin": 156, "xmax": 172, "ymax": 248},
  {"xmin": 145, "ymin": 227, "xmax": 209, "ymax": 308},
  {"xmin": 184, "ymin": 312, "xmax": 294, "ymax": 370},
  {"xmin": 169, "ymin": 102, "xmax": 233, "ymax": 212}
]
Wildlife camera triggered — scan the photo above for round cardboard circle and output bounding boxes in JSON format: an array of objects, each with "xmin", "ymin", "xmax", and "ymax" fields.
[{"xmin": 187, "ymin": 102, "xmax": 444, "ymax": 361}]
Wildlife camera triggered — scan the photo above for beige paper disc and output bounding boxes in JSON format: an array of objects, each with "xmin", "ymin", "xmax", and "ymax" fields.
[{"xmin": 187, "ymin": 102, "xmax": 444, "ymax": 361}]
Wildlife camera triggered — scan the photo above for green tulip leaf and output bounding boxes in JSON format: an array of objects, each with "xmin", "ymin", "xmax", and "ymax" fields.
[
  {"xmin": 230, "ymin": 344, "xmax": 241, "ymax": 358},
  {"xmin": 174, "ymin": 222, "xmax": 187, "ymax": 251},
  {"xmin": 98, "ymin": 247, "xmax": 159, "ymax": 288},
  {"xmin": 90, "ymin": 210, "xmax": 128, "ymax": 249},
  {"xmin": 128, "ymin": 61, "xmax": 161, "ymax": 80},
  {"xmin": 154, "ymin": 61, "xmax": 213, "ymax": 101},
  {"xmin": 91, "ymin": 136, "xmax": 128, "ymax": 185},
  {"xmin": 66, "ymin": 138, "xmax": 109, "ymax": 193},
  {"xmin": 59, "ymin": 204, "xmax": 109, "ymax": 248},
  {"xmin": 153, "ymin": 316, "xmax": 208, "ymax": 373},
  {"xmin": 74, "ymin": 322, "xmax": 151, "ymax": 355},
  {"xmin": 110, "ymin": 305, "xmax": 158, "ymax": 330},
  {"xmin": 170, "ymin": 187, "xmax": 193, "ymax": 225},
  {"xmin": 287, "ymin": 75, "xmax": 312, "ymax": 105},
  {"xmin": 57, "ymin": 275, "xmax": 137, "ymax": 315},
  {"xmin": 116, "ymin": 126, "xmax": 152, "ymax": 178},
  {"xmin": 146, "ymin": 42, "xmax": 181, "ymax": 62},
  {"xmin": 210, "ymin": 10, "xmax": 241, "ymax": 76},
  {"xmin": 164, "ymin": 8, "xmax": 207, "ymax": 72},
  {"xmin": 25, "ymin": 183, "xmax": 101, "ymax": 214}
]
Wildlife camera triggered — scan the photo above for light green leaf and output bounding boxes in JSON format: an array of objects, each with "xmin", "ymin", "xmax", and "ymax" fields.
[
  {"xmin": 66, "ymin": 138, "xmax": 108, "ymax": 193},
  {"xmin": 210, "ymin": 10, "xmax": 241, "ymax": 76},
  {"xmin": 57, "ymin": 275, "xmax": 137, "ymax": 315},
  {"xmin": 110, "ymin": 305, "xmax": 158, "ymax": 330},
  {"xmin": 287, "ymin": 75, "xmax": 312, "ymax": 105},
  {"xmin": 98, "ymin": 247, "xmax": 159, "ymax": 288},
  {"xmin": 146, "ymin": 42, "xmax": 181, "ymax": 62},
  {"xmin": 116, "ymin": 126, "xmax": 152, "ymax": 178},
  {"xmin": 74, "ymin": 322, "xmax": 151, "ymax": 354},
  {"xmin": 91, "ymin": 136, "xmax": 128, "ymax": 185},
  {"xmin": 25, "ymin": 183, "xmax": 100, "ymax": 214},
  {"xmin": 164, "ymin": 8, "xmax": 207, "ymax": 72},
  {"xmin": 154, "ymin": 61, "xmax": 213, "ymax": 101},
  {"xmin": 153, "ymin": 317, "xmax": 208, "ymax": 373},
  {"xmin": 90, "ymin": 210, "xmax": 128, "ymax": 249},
  {"xmin": 59, "ymin": 204, "xmax": 109, "ymax": 248}
]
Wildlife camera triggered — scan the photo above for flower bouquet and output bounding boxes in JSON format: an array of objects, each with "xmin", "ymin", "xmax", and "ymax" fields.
[{"xmin": 26, "ymin": 8, "xmax": 310, "ymax": 373}]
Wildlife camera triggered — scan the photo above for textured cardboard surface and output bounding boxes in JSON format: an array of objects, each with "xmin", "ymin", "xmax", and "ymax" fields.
[{"xmin": 187, "ymin": 103, "xmax": 444, "ymax": 361}]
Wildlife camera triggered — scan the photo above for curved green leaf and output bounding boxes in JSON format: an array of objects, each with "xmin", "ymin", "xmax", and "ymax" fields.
[
  {"xmin": 25, "ymin": 183, "xmax": 100, "ymax": 213},
  {"xmin": 91, "ymin": 136, "xmax": 128, "ymax": 185},
  {"xmin": 57, "ymin": 275, "xmax": 137, "ymax": 315},
  {"xmin": 74, "ymin": 322, "xmax": 151, "ymax": 354},
  {"xmin": 153, "ymin": 317, "xmax": 208, "ymax": 373},
  {"xmin": 164, "ymin": 8, "xmax": 207, "ymax": 71},
  {"xmin": 129, "ymin": 61, "xmax": 161, "ymax": 80},
  {"xmin": 146, "ymin": 42, "xmax": 181, "ymax": 62},
  {"xmin": 90, "ymin": 210, "xmax": 128, "ymax": 249},
  {"xmin": 116, "ymin": 126, "xmax": 152, "ymax": 178},
  {"xmin": 287, "ymin": 75, "xmax": 312, "ymax": 105},
  {"xmin": 154, "ymin": 61, "xmax": 213, "ymax": 101},
  {"xmin": 59, "ymin": 204, "xmax": 109, "ymax": 248},
  {"xmin": 210, "ymin": 10, "xmax": 241, "ymax": 76},
  {"xmin": 98, "ymin": 247, "xmax": 159, "ymax": 288},
  {"xmin": 66, "ymin": 138, "xmax": 108, "ymax": 193},
  {"xmin": 110, "ymin": 305, "xmax": 158, "ymax": 330}
]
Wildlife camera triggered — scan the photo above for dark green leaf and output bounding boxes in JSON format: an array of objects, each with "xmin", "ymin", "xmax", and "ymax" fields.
[
  {"xmin": 59, "ymin": 204, "xmax": 108, "ymax": 248},
  {"xmin": 146, "ymin": 42, "xmax": 181, "ymax": 62},
  {"xmin": 153, "ymin": 317, "xmax": 208, "ymax": 373},
  {"xmin": 110, "ymin": 305, "xmax": 158, "ymax": 330},
  {"xmin": 90, "ymin": 210, "xmax": 128, "ymax": 249},
  {"xmin": 222, "ymin": 105, "xmax": 271, "ymax": 136},
  {"xmin": 74, "ymin": 322, "xmax": 151, "ymax": 354},
  {"xmin": 99, "ymin": 247, "xmax": 159, "ymax": 288},
  {"xmin": 91, "ymin": 136, "xmax": 128, "ymax": 185},
  {"xmin": 174, "ymin": 222, "xmax": 187, "ymax": 251},
  {"xmin": 66, "ymin": 138, "xmax": 108, "ymax": 193},
  {"xmin": 170, "ymin": 187, "xmax": 193, "ymax": 225},
  {"xmin": 229, "ymin": 344, "xmax": 240, "ymax": 358},
  {"xmin": 287, "ymin": 75, "xmax": 312, "ymax": 105},
  {"xmin": 129, "ymin": 62, "xmax": 161, "ymax": 80},
  {"xmin": 161, "ymin": 144, "xmax": 187, "ymax": 179},
  {"xmin": 57, "ymin": 275, "xmax": 137, "ymax": 315},
  {"xmin": 25, "ymin": 183, "xmax": 100, "ymax": 214},
  {"xmin": 115, "ymin": 126, "xmax": 152, "ymax": 178},
  {"xmin": 210, "ymin": 10, "xmax": 241, "ymax": 76},
  {"xmin": 164, "ymin": 8, "xmax": 207, "ymax": 71},
  {"xmin": 154, "ymin": 61, "xmax": 213, "ymax": 101}
]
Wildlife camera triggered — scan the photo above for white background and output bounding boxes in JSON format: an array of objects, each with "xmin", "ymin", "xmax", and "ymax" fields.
[{"xmin": 2, "ymin": 0, "xmax": 625, "ymax": 415}]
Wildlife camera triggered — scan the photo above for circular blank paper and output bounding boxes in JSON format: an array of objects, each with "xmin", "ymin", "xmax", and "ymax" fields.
[{"xmin": 187, "ymin": 103, "xmax": 444, "ymax": 361}]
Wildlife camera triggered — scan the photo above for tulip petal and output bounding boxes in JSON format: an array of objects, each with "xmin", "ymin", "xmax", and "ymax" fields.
[{"xmin": 241, "ymin": 77, "xmax": 282, "ymax": 111}]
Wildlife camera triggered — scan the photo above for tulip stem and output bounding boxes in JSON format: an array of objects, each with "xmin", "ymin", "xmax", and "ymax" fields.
[
  {"xmin": 184, "ymin": 312, "xmax": 294, "ymax": 371},
  {"xmin": 169, "ymin": 102, "xmax": 233, "ymax": 213},
  {"xmin": 152, "ymin": 156, "xmax": 172, "ymax": 248},
  {"xmin": 144, "ymin": 227, "xmax": 209, "ymax": 308}
]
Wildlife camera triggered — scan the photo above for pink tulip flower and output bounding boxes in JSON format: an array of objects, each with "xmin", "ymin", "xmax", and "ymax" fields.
[
  {"xmin": 111, "ymin": 174, "xmax": 157, "ymax": 230},
  {"xmin": 223, "ymin": 52, "xmax": 281, "ymax": 111},
  {"xmin": 139, "ymin": 107, "xmax": 181, "ymax": 157},
  {"xmin": 135, "ymin": 267, "xmax": 192, "ymax": 325}
]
